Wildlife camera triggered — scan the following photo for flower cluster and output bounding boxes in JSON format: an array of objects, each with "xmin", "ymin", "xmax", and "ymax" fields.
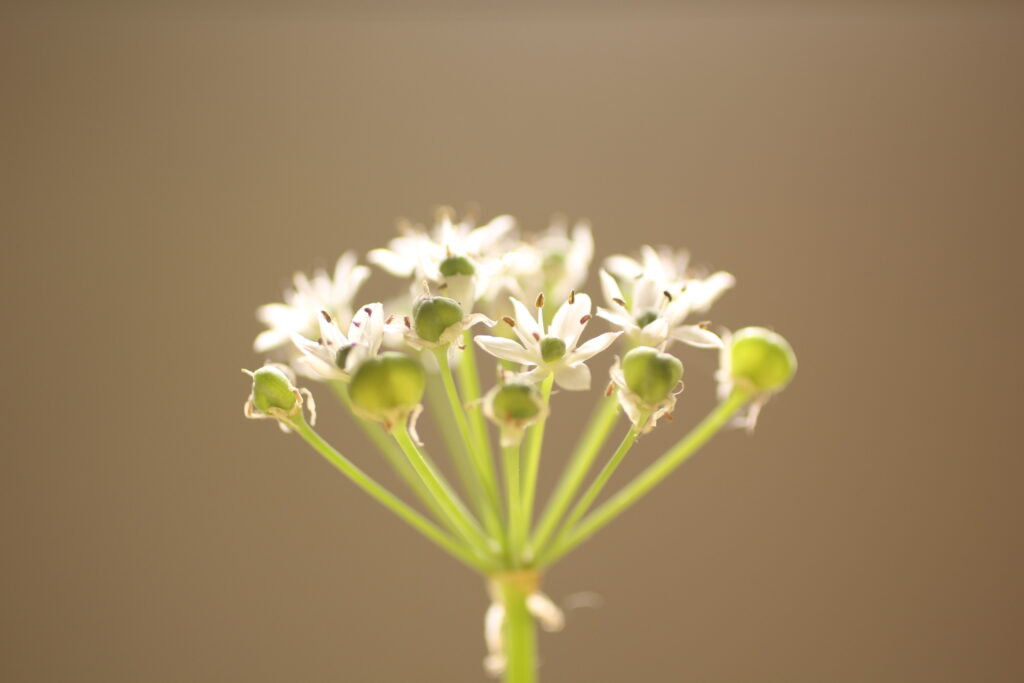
[{"xmin": 242, "ymin": 207, "xmax": 796, "ymax": 681}]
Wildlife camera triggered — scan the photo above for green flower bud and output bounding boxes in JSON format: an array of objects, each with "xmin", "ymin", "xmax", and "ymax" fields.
[
  {"xmin": 621, "ymin": 346, "xmax": 683, "ymax": 405},
  {"xmin": 251, "ymin": 365, "xmax": 298, "ymax": 413},
  {"xmin": 490, "ymin": 382, "xmax": 542, "ymax": 422},
  {"xmin": 439, "ymin": 255, "xmax": 475, "ymax": 277},
  {"xmin": 412, "ymin": 296, "xmax": 464, "ymax": 343},
  {"xmin": 540, "ymin": 336, "xmax": 566, "ymax": 363},
  {"xmin": 348, "ymin": 353, "xmax": 426, "ymax": 421},
  {"xmin": 729, "ymin": 327, "xmax": 797, "ymax": 393}
]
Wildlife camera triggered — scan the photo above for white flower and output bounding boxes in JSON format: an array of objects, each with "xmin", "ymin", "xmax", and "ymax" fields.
[
  {"xmin": 254, "ymin": 252, "xmax": 371, "ymax": 353},
  {"xmin": 368, "ymin": 208, "xmax": 516, "ymax": 310},
  {"xmin": 607, "ymin": 356, "xmax": 681, "ymax": 434},
  {"xmin": 596, "ymin": 266, "xmax": 733, "ymax": 349},
  {"xmin": 290, "ymin": 303, "xmax": 385, "ymax": 381},
  {"xmin": 604, "ymin": 244, "xmax": 689, "ymax": 285},
  {"xmin": 500, "ymin": 218, "xmax": 593, "ymax": 307},
  {"xmin": 474, "ymin": 293, "xmax": 621, "ymax": 391}
]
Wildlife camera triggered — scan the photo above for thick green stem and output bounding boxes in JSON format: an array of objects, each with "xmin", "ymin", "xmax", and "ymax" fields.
[
  {"xmin": 392, "ymin": 425, "xmax": 498, "ymax": 560},
  {"xmin": 520, "ymin": 373, "xmax": 554, "ymax": 556},
  {"xmin": 287, "ymin": 415, "xmax": 489, "ymax": 572},
  {"xmin": 531, "ymin": 394, "xmax": 620, "ymax": 553},
  {"xmin": 434, "ymin": 349, "xmax": 505, "ymax": 545},
  {"xmin": 457, "ymin": 330, "xmax": 495, "ymax": 468},
  {"xmin": 500, "ymin": 576, "xmax": 538, "ymax": 683},
  {"xmin": 538, "ymin": 390, "xmax": 751, "ymax": 567},
  {"xmin": 503, "ymin": 443, "xmax": 524, "ymax": 566},
  {"xmin": 536, "ymin": 422, "xmax": 643, "ymax": 564}
]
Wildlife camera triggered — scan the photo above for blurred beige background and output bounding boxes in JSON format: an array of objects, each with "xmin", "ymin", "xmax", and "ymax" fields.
[{"xmin": 3, "ymin": 3, "xmax": 1022, "ymax": 681}]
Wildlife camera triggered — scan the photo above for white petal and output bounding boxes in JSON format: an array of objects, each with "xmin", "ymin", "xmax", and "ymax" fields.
[
  {"xmin": 318, "ymin": 312, "xmax": 349, "ymax": 348},
  {"xmin": 670, "ymin": 325, "xmax": 724, "ymax": 349},
  {"xmin": 599, "ymin": 269, "xmax": 627, "ymax": 311},
  {"xmin": 639, "ymin": 317, "xmax": 670, "ymax": 345},
  {"xmin": 367, "ymin": 248, "xmax": 415, "ymax": 277},
  {"xmin": 253, "ymin": 328, "xmax": 288, "ymax": 352},
  {"xmin": 604, "ymin": 254, "xmax": 642, "ymax": 279},
  {"xmin": 570, "ymin": 331, "xmax": 622, "ymax": 362},
  {"xmin": 553, "ymin": 363, "xmax": 591, "ymax": 391},
  {"xmin": 550, "ymin": 293, "xmax": 592, "ymax": 349},
  {"xmin": 464, "ymin": 312, "xmax": 496, "ymax": 329},
  {"xmin": 467, "ymin": 215, "xmax": 516, "ymax": 254},
  {"xmin": 509, "ymin": 297, "xmax": 542, "ymax": 344},
  {"xmin": 474, "ymin": 335, "xmax": 538, "ymax": 365},
  {"xmin": 596, "ymin": 307, "xmax": 638, "ymax": 332}
]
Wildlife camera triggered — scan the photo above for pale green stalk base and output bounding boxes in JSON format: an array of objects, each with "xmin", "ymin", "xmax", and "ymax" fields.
[
  {"xmin": 496, "ymin": 573, "xmax": 538, "ymax": 683},
  {"xmin": 503, "ymin": 443, "xmax": 525, "ymax": 566},
  {"xmin": 287, "ymin": 415, "xmax": 490, "ymax": 572},
  {"xmin": 520, "ymin": 373, "xmax": 554, "ymax": 558},
  {"xmin": 538, "ymin": 390, "xmax": 751, "ymax": 567}
]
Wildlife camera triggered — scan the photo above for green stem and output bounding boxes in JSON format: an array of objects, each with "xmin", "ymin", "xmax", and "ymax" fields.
[
  {"xmin": 531, "ymin": 394, "xmax": 620, "ymax": 553},
  {"xmin": 425, "ymin": 372, "xmax": 486, "ymax": 518},
  {"xmin": 503, "ymin": 443, "xmax": 524, "ymax": 566},
  {"xmin": 538, "ymin": 390, "xmax": 751, "ymax": 567},
  {"xmin": 434, "ymin": 349, "xmax": 505, "ymax": 545},
  {"xmin": 457, "ymin": 330, "xmax": 495, "ymax": 467},
  {"xmin": 287, "ymin": 415, "xmax": 489, "ymax": 572},
  {"xmin": 329, "ymin": 381, "xmax": 450, "ymax": 526},
  {"xmin": 520, "ymin": 373, "xmax": 554, "ymax": 557},
  {"xmin": 501, "ymin": 578, "xmax": 537, "ymax": 683},
  {"xmin": 392, "ymin": 424, "xmax": 498, "ymax": 560},
  {"xmin": 536, "ymin": 422, "xmax": 643, "ymax": 564}
]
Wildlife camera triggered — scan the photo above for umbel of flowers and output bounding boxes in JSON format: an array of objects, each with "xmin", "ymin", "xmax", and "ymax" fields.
[{"xmin": 243, "ymin": 208, "xmax": 796, "ymax": 683}]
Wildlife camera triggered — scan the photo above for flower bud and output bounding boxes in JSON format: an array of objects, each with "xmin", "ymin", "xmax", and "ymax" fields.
[
  {"xmin": 348, "ymin": 352, "xmax": 426, "ymax": 424},
  {"xmin": 484, "ymin": 381, "xmax": 548, "ymax": 446},
  {"xmin": 490, "ymin": 382, "xmax": 543, "ymax": 422},
  {"xmin": 439, "ymin": 255, "xmax": 475, "ymax": 277},
  {"xmin": 251, "ymin": 365, "xmax": 298, "ymax": 413},
  {"xmin": 412, "ymin": 296, "xmax": 464, "ymax": 344},
  {"xmin": 728, "ymin": 327, "xmax": 796, "ymax": 394},
  {"xmin": 621, "ymin": 346, "xmax": 683, "ymax": 406}
]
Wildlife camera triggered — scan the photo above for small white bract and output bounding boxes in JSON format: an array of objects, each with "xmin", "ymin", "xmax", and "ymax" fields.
[{"xmin": 475, "ymin": 292, "xmax": 621, "ymax": 391}]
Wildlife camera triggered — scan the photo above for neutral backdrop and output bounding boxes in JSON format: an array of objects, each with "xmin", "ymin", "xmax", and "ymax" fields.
[{"xmin": 3, "ymin": 3, "xmax": 1022, "ymax": 682}]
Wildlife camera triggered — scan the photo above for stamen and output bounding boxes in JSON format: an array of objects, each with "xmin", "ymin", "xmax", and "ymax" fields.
[
  {"xmin": 665, "ymin": 412, "xmax": 674, "ymax": 421},
  {"xmin": 363, "ymin": 306, "xmax": 372, "ymax": 316},
  {"xmin": 663, "ymin": 290, "xmax": 673, "ymax": 302},
  {"xmin": 352, "ymin": 321, "xmax": 361, "ymax": 328},
  {"xmin": 569, "ymin": 290, "xmax": 576, "ymax": 304},
  {"xmin": 385, "ymin": 314, "xmax": 396, "ymax": 324},
  {"xmin": 404, "ymin": 316, "xmax": 412, "ymax": 329},
  {"xmin": 502, "ymin": 316, "xmax": 516, "ymax": 327},
  {"xmin": 613, "ymin": 297, "xmax": 627, "ymax": 307},
  {"xmin": 579, "ymin": 314, "xmax": 591, "ymax": 325},
  {"xmin": 321, "ymin": 311, "xmax": 332, "ymax": 323},
  {"xmin": 605, "ymin": 382, "xmax": 614, "ymax": 397},
  {"xmin": 698, "ymin": 320, "xmax": 711, "ymax": 329},
  {"xmin": 535, "ymin": 293, "xmax": 545, "ymax": 308},
  {"xmin": 439, "ymin": 282, "xmax": 448, "ymax": 290},
  {"xmin": 532, "ymin": 332, "xmax": 541, "ymax": 341}
]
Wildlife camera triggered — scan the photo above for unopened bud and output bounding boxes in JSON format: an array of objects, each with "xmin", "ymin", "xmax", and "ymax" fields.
[
  {"xmin": 251, "ymin": 365, "xmax": 298, "ymax": 413},
  {"xmin": 412, "ymin": 296, "xmax": 464, "ymax": 343},
  {"xmin": 728, "ymin": 327, "xmax": 796, "ymax": 394},
  {"xmin": 439, "ymin": 255, "xmax": 475, "ymax": 277},
  {"xmin": 484, "ymin": 381, "xmax": 547, "ymax": 446},
  {"xmin": 622, "ymin": 346, "xmax": 683, "ymax": 406},
  {"xmin": 348, "ymin": 352, "xmax": 426, "ymax": 423}
]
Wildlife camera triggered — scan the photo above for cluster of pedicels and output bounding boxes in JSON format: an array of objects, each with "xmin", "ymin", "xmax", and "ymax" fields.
[{"xmin": 243, "ymin": 207, "xmax": 796, "ymax": 676}]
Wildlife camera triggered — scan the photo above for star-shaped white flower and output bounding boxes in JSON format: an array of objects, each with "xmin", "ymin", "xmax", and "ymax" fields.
[
  {"xmin": 474, "ymin": 293, "xmax": 621, "ymax": 391},
  {"xmin": 254, "ymin": 252, "xmax": 371, "ymax": 353},
  {"xmin": 500, "ymin": 218, "xmax": 594, "ymax": 307},
  {"xmin": 367, "ymin": 208, "xmax": 516, "ymax": 310},
  {"xmin": 290, "ymin": 303, "xmax": 385, "ymax": 382}
]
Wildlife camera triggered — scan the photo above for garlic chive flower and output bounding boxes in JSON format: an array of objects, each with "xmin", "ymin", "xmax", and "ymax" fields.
[
  {"xmin": 716, "ymin": 326, "xmax": 797, "ymax": 432},
  {"xmin": 368, "ymin": 208, "xmax": 516, "ymax": 311},
  {"xmin": 391, "ymin": 293, "xmax": 495, "ymax": 358},
  {"xmin": 597, "ymin": 263, "xmax": 733, "ymax": 349},
  {"xmin": 290, "ymin": 303, "xmax": 384, "ymax": 381},
  {"xmin": 254, "ymin": 252, "xmax": 370, "ymax": 353},
  {"xmin": 475, "ymin": 292, "xmax": 621, "ymax": 391},
  {"xmin": 502, "ymin": 217, "xmax": 594, "ymax": 308},
  {"xmin": 348, "ymin": 352, "xmax": 427, "ymax": 432},
  {"xmin": 609, "ymin": 347, "xmax": 684, "ymax": 433},
  {"xmin": 242, "ymin": 363, "xmax": 316, "ymax": 432}
]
